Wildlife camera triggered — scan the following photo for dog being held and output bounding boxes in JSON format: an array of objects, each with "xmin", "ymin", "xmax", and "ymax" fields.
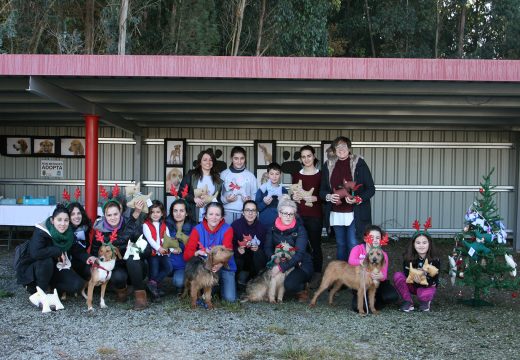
[
  {"xmin": 183, "ymin": 245, "xmax": 233, "ymax": 309},
  {"xmin": 82, "ymin": 244, "xmax": 121, "ymax": 311},
  {"xmin": 309, "ymin": 247, "xmax": 385, "ymax": 315},
  {"xmin": 242, "ymin": 242, "xmax": 296, "ymax": 304}
]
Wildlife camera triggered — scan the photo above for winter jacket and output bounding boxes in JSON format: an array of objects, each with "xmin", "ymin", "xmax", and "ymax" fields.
[
  {"xmin": 91, "ymin": 215, "xmax": 143, "ymax": 258},
  {"xmin": 165, "ymin": 216, "xmax": 195, "ymax": 270}
]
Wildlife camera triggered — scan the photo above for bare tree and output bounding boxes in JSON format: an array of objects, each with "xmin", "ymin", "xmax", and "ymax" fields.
[
  {"xmin": 363, "ymin": 0, "xmax": 376, "ymax": 57},
  {"xmin": 255, "ymin": 0, "xmax": 266, "ymax": 56},
  {"xmin": 230, "ymin": 0, "xmax": 248, "ymax": 56},
  {"xmin": 118, "ymin": 0, "xmax": 129, "ymax": 55},
  {"xmin": 435, "ymin": 0, "xmax": 441, "ymax": 58},
  {"xmin": 85, "ymin": 0, "xmax": 95, "ymax": 54},
  {"xmin": 457, "ymin": 0, "xmax": 467, "ymax": 58}
]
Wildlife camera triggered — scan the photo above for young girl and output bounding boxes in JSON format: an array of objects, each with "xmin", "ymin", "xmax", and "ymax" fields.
[
  {"xmin": 348, "ymin": 225, "xmax": 398, "ymax": 312},
  {"xmin": 255, "ymin": 162, "xmax": 288, "ymax": 228},
  {"xmin": 393, "ymin": 231, "xmax": 440, "ymax": 312},
  {"xmin": 165, "ymin": 199, "xmax": 195, "ymax": 295},
  {"xmin": 143, "ymin": 200, "xmax": 172, "ymax": 300},
  {"xmin": 221, "ymin": 146, "xmax": 258, "ymax": 224}
]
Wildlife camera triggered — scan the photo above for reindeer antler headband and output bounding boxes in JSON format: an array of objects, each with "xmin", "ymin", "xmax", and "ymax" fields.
[
  {"xmin": 61, "ymin": 187, "xmax": 82, "ymax": 206},
  {"xmin": 363, "ymin": 233, "xmax": 389, "ymax": 247},
  {"xmin": 412, "ymin": 217, "xmax": 432, "ymax": 237},
  {"xmin": 100, "ymin": 184, "xmax": 122, "ymax": 212}
]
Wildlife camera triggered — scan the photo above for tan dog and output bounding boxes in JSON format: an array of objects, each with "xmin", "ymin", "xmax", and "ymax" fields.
[
  {"xmin": 242, "ymin": 242, "xmax": 296, "ymax": 303},
  {"xmin": 166, "ymin": 168, "xmax": 183, "ymax": 192},
  {"xmin": 68, "ymin": 139, "xmax": 84, "ymax": 155},
  {"xmin": 309, "ymin": 247, "xmax": 385, "ymax": 316},
  {"xmin": 183, "ymin": 245, "xmax": 233, "ymax": 309},
  {"xmin": 169, "ymin": 144, "xmax": 182, "ymax": 165},
  {"xmin": 37, "ymin": 139, "xmax": 54, "ymax": 153},
  {"xmin": 406, "ymin": 258, "xmax": 439, "ymax": 286},
  {"xmin": 13, "ymin": 139, "xmax": 29, "ymax": 154},
  {"xmin": 81, "ymin": 244, "xmax": 121, "ymax": 311},
  {"xmin": 258, "ymin": 143, "xmax": 273, "ymax": 165},
  {"xmin": 289, "ymin": 179, "xmax": 315, "ymax": 207}
]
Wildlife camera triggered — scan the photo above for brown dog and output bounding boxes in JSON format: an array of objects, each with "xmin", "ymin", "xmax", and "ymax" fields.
[
  {"xmin": 309, "ymin": 247, "xmax": 385, "ymax": 315},
  {"xmin": 81, "ymin": 244, "xmax": 121, "ymax": 311},
  {"xmin": 13, "ymin": 139, "xmax": 29, "ymax": 154},
  {"xmin": 183, "ymin": 245, "xmax": 233, "ymax": 309},
  {"xmin": 37, "ymin": 139, "xmax": 54, "ymax": 153},
  {"xmin": 169, "ymin": 144, "xmax": 182, "ymax": 165},
  {"xmin": 68, "ymin": 139, "xmax": 84, "ymax": 155}
]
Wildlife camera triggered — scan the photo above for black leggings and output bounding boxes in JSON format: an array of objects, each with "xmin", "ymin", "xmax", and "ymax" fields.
[
  {"xmin": 284, "ymin": 268, "xmax": 312, "ymax": 294},
  {"xmin": 236, "ymin": 249, "xmax": 267, "ymax": 282},
  {"xmin": 110, "ymin": 259, "xmax": 147, "ymax": 291},
  {"xmin": 32, "ymin": 258, "xmax": 84, "ymax": 294},
  {"xmin": 301, "ymin": 216, "xmax": 323, "ymax": 273}
]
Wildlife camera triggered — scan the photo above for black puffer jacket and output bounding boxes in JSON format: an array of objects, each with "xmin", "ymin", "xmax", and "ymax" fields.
[
  {"xmin": 16, "ymin": 221, "xmax": 89, "ymax": 285},
  {"xmin": 91, "ymin": 215, "xmax": 143, "ymax": 258},
  {"xmin": 263, "ymin": 218, "xmax": 313, "ymax": 276}
]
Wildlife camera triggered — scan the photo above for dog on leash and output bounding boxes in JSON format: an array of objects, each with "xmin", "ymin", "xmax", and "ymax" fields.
[
  {"xmin": 183, "ymin": 245, "xmax": 233, "ymax": 309},
  {"xmin": 242, "ymin": 242, "xmax": 296, "ymax": 303},
  {"xmin": 309, "ymin": 247, "xmax": 385, "ymax": 315},
  {"xmin": 82, "ymin": 244, "xmax": 121, "ymax": 311}
]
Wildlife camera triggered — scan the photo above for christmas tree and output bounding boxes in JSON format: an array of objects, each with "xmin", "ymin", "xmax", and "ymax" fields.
[{"xmin": 452, "ymin": 169, "xmax": 519, "ymax": 306}]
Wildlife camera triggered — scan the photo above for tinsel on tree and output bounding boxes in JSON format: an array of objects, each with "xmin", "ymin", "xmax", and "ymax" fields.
[{"xmin": 451, "ymin": 169, "xmax": 519, "ymax": 306}]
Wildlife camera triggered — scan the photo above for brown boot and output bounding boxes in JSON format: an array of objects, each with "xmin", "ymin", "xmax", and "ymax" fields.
[
  {"xmin": 133, "ymin": 290, "xmax": 148, "ymax": 310},
  {"xmin": 296, "ymin": 284, "xmax": 309, "ymax": 303},
  {"xmin": 115, "ymin": 287, "xmax": 128, "ymax": 303}
]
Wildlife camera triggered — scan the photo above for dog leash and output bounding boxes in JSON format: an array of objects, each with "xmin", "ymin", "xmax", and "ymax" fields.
[
  {"xmin": 92, "ymin": 263, "xmax": 112, "ymax": 278},
  {"xmin": 361, "ymin": 266, "xmax": 369, "ymax": 313}
]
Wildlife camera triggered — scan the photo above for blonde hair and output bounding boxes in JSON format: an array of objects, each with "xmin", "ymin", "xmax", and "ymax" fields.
[{"xmin": 277, "ymin": 195, "xmax": 297, "ymax": 213}]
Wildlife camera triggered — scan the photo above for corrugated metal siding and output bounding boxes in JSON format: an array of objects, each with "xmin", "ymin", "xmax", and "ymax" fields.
[{"xmin": 1, "ymin": 126, "xmax": 516, "ymax": 236}]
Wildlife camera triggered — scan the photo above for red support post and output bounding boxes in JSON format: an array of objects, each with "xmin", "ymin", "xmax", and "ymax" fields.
[{"xmin": 84, "ymin": 114, "xmax": 99, "ymax": 224}]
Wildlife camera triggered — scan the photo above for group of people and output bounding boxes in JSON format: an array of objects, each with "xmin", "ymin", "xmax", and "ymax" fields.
[{"xmin": 16, "ymin": 136, "xmax": 440, "ymax": 312}]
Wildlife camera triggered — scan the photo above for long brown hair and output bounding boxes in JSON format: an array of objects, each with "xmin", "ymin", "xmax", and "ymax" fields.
[
  {"xmin": 403, "ymin": 232, "xmax": 436, "ymax": 263},
  {"xmin": 193, "ymin": 149, "xmax": 221, "ymax": 184}
]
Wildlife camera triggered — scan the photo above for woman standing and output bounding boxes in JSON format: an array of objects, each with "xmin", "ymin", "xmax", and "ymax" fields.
[
  {"xmin": 16, "ymin": 205, "xmax": 93, "ymax": 298},
  {"xmin": 165, "ymin": 199, "xmax": 195, "ymax": 295},
  {"xmin": 291, "ymin": 145, "xmax": 323, "ymax": 281},
  {"xmin": 221, "ymin": 146, "xmax": 258, "ymax": 224},
  {"xmin": 263, "ymin": 197, "xmax": 313, "ymax": 301},
  {"xmin": 180, "ymin": 150, "xmax": 223, "ymax": 222},
  {"xmin": 183, "ymin": 203, "xmax": 236, "ymax": 303},
  {"xmin": 92, "ymin": 198, "xmax": 147, "ymax": 310},
  {"xmin": 320, "ymin": 136, "xmax": 375, "ymax": 261}
]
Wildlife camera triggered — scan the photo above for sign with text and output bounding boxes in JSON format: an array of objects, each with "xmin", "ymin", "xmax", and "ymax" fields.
[{"xmin": 41, "ymin": 160, "xmax": 63, "ymax": 177}]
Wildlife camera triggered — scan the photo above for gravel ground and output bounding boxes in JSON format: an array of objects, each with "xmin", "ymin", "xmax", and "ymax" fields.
[{"xmin": 1, "ymin": 239, "xmax": 519, "ymax": 360}]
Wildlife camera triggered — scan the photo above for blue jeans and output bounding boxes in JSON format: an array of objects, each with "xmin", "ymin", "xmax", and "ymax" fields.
[
  {"xmin": 171, "ymin": 268, "xmax": 185, "ymax": 292},
  {"xmin": 333, "ymin": 224, "xmax": 357, "ymax": 261},
  {"xmin": 218, "ymin": 270, "xmax": 237, "ymax": 302},
  {"xmin": 149, "ymin": 255, "xmax": 172, "ymax": 283}
]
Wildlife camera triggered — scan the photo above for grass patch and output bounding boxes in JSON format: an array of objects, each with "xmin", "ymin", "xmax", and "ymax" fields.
[
  {"xmin": 277, "ymin": 346, "xmax": 348, "ymax": 360},
  {"xmin": 0, "ymin": 289, "xmax": 14, "ymax": 298},
  {"xmin": 266, "ymin": 325, "xmax": 288, "ymax": 335},
  {"xmin": 216, "ymin": 299, "xmax": 243, "ymax": 312},
  {"xmin": 97, "ymin": 347, "xmax": 117, "ymax": 355}
]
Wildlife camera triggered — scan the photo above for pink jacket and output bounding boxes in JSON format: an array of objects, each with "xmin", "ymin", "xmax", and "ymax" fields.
[{"xmin": 348, "ymin": 244, "xmax": 389, "ymax": 281}]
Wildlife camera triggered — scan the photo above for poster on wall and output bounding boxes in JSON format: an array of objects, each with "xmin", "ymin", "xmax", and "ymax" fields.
[
  {"xmin": 41, "ymin": 160, "xmax": 64, "ymax": 177},
  {"xmin": 33, "ymin": 137, "xmax": 58, "ymax": 156},
  {"xmin": 164, "ymin": 138, "xmax": 187, "ymax": 210},
  {"xmin": 60, "ymin": 138, "xmax": 85, "ymax": 157},
  {"xmin": 321, "ymin": 141, "xmax": 333, "ymax": 164},
  {"xmin": 4, "ymin": 137, "xmax": 32, "ymax": 155}
]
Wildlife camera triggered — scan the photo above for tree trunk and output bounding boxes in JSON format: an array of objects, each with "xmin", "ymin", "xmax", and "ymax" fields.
[
  {"xmin": 231, "ymin": 0, "xmax": 247, "ymax": 56},
  {"xmin": 118, "ymin": 0, "xmax": 129, "ymax": 55},
  {"xmin": 28, "ymin": 1, "xmax": 55, "ymax": 53},
  {"xmin": 435, "ymin": 0, "xmax": 441, "ymax": 58},
  {"xmin": 364, "ymin": 0, "xmax": 376, "ymax": 57},
  {"xmin": 457, "ymin": 0, "xmax": 467, "ymax": 58},
  {"xmin": 255, "ymin": 0, "xmax": 266, "ymax": 56},
  {"xmin": 85, "ymin": 0, "xmax": 95, "ymax": 54}
]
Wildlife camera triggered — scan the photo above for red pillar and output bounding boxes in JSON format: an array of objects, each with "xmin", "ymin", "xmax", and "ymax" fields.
[{"xmin": 84, "ymin": 115, "xmax": 99, "ymax": 224}]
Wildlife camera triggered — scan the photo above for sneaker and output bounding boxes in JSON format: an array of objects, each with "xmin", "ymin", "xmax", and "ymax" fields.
[
  {"xmin": 419, "ymin": 301, "xmax": 431, "ymax": 312},
  {"xmin": 400, "ymin": 301, "xmax": 414, "ymax": 312}
]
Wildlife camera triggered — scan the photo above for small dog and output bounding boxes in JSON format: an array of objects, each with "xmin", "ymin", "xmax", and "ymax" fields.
[
  {"xmin": 242, "ymin": 242, "xmax": 296, "ymax": 303},
  {"xmin": 169, "ymin": 144, "xmax": 182, "ymax": 165},
  {"xmin": 309, "ymin": 247, "xmax": 385, "ymax": 315},
  {"xmin": 68, "ymin": 139, "xmax": 85, "ymax": 156},
  {"xmin": 183, "ymin": 245, "xmax": 233, "ymax": 309},
  {"xmin": 258, "ymin": 143, "xmax": 273, "ymax": 165},
  {"xmin": 36, "ymin": 139, "xmax": 54, "ymax": 154},
  {"xmin": 82, "ymin": 244, "xmax": 121, "ymax": 311},
  {"xmin": 13, "ymin": 139, "xmax": 29, "ymax": 154}
]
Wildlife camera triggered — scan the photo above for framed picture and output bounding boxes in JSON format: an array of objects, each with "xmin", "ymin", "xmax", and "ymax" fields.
[
  {"xmin": 165, "ymin": 138, "xmax": 186, "ymax": 166},
  {"xmin": 254, "ymin": 140, "xmax": 276, "ymax": 169},
  {"xmin": 60, "ymin": 137, "xmax": 85, "ymax": 157},
  {"xmin": 321, "ymin": 141, "xmax": 333, "ymax": 164},
  {"xmin": 4, "ymin": 136, "xmax": 32, "ymax": 156},
  {"xmin": 256, "ymin": 168, "xmax": 269, "ymax": 188},
  {"xmin": 164, "ymin": 166, "xmax": 185, "ymax": 215},
  {"xmin": 33, "ymin": 137, "xmax": 57, "ymax": 156}
]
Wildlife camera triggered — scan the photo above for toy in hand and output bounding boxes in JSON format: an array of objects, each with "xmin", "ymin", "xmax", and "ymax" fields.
[
  {"xmin": 123, "ymin": 235, "xmax": 148, "ymax": 260},
  {"xmin": 289, "ymin": 180, "xmax": 315, "ymax": 207},
  {"xmin": 163, "ymin": 234, "xmax": 181, "ymax": 253},
  {"xmin": 194, "ymin": 184, "xmax": 219, "ymax": 205},
  {"xmin": 333, "ymin": 179, "xmax": 362, "ymax": 202},
  {"xmin": 406, "ymin": 259, "xmax": 439, "ymax": 286},
  {"xmin": 238, "ymin": 234, "xmax": 261, "ymax": 248},
  {"xmin": 127, "ymin": 192, "xmax": 153, "ymax": 214}
]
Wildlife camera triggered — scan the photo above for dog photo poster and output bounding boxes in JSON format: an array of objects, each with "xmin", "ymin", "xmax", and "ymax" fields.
[
  {"xmin": 5, "ymin": 137, "xmax": 32, "ymax": 155},
  {"xmin": 33, "ymin": 138, "xmax": 56, "ymax": 155},
  {"xmin": 166, "ymin": 140, "xmax": 184, "ymax": 165},
  {"xmin": 60, "ymin": 138, "xmax": 85, "ymax": 157}
]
